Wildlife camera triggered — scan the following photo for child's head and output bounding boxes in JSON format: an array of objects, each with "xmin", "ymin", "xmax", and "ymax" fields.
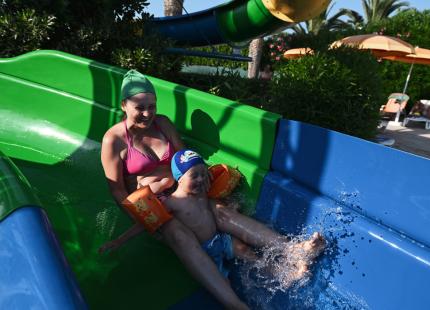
[{"xmin": 171, "ymin": 149, "xmax": 207, "ymax": 194}]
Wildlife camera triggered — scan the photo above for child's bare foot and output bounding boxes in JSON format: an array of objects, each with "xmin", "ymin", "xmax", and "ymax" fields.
[
  {"xmin": 268, "ymin": 232, "xmax": 326, "ymax": 289},
  {"xmin": 293, "ymin": 232, "xmax": 326, "ymax": 262}
]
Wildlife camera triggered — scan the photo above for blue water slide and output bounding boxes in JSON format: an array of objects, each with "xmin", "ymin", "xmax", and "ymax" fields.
[
  {"xmin": 246, "ymin": 120, "xmax": 430, "ymax": 309},
  {"xmin": 150, "ymin": 0, "xmax": 331, "ymax": 46},
  {"xmin": 151, "ymin": 7, "xmax": 227, "ymax": 46},
  {"xmin": 0, "ymin": 153, "xmax": 87, "ymax": 309}
]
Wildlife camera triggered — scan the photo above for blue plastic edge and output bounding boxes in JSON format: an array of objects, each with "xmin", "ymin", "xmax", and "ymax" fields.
[
  {"xmin": 0, "ymin": 206, "xmax": 87, "ymax": 309},
  {"xmin": 270, "ymin": 119, "xmax": 430, "ymax": 247},
  {"xmin": 249, "ymin": 119, "xmax": 430, "ymax": 309}
]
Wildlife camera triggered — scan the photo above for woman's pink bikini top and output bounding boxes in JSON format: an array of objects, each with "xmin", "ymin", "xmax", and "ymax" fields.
[{"xmin": 123, "ymin": 120, "xmax": 175, "ymax": 175}]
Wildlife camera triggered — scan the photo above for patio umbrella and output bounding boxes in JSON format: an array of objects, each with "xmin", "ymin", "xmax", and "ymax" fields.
[
  {"xmin": 331, "ymin": 34, "xmax": 417, "ymax": 123},
  {"xmin": 283, "ymin": 48, "xmax": 314, "ymax": 59},
  {"xmin": 383, "ymin": 47, "xmax": 430, "ymax": 65},
  {"xmin": 382, "ymin": 47, "xmax": 430, "ymax": 122},
  {"xmin": 330, "ymin": 34, "xmax": 415, "ymax": 58}
]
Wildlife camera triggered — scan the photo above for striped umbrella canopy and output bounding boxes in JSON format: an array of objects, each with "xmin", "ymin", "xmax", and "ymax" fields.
[
  {"xmin": 330, "ymin": 34, "xmax": 415, "ymax": 58},
  {"xmin": 383, "ymin": 47, "xmax": 430, "ymax": 65},
  {"xmin": 283, "ymin": 48, "xmax": 314, "ymax": 59}
]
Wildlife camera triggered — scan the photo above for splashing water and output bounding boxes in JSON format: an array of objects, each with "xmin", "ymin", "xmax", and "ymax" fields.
[
  {"xmin": 229, "ymin": 190, "xmax": 370, "ymax": 310},
  {"xmin": 234, "ymin": 233, "xmax": 320, "ymax": 308},
  {"xmin": 96, "ymin": 203, "xmax": 120, "ymax": 239}
]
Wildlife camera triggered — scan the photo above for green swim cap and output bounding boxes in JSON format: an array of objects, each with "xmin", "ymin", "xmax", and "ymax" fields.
[{"xmin": 121, "ymin": 69, "xmax": 155, "ymax": 100}]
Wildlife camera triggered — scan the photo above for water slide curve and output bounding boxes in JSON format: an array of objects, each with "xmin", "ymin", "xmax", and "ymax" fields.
[
  {"xmin": 151, "ymin": 0, "xmax": 331, "ymax": 46},
  {"xmin": 1, "ymin": 0, "xmax": 430, "ymax": 309}
]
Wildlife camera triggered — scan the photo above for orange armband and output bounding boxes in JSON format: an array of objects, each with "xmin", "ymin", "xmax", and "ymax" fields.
[
  {"xmin": 121, "ymin": 186, "xmax": 173, "ymax": 234},
  {"xmin": 208, "ymin": 164, "xmax": 241, "ymax": 199}
]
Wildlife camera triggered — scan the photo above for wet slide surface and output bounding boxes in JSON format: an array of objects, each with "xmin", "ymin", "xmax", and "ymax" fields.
[
  {"xmin": 2, "ymin": 50, "xmax": 430, "ymax": 310},
  {"xmin": 2, "ymin": 0, "xmax": 430, "ymax": 307}
]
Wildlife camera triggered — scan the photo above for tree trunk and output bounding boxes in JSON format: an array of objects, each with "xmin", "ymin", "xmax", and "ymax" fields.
[
  {"xmin": 164, "ymin": 0, "xmax": 184, "ymax": 16},
  {"xmin": 247, "ymin": 38, "xmax": 263, "ymax": 79}
]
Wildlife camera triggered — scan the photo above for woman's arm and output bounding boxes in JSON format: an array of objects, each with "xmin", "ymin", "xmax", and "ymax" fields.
[
  {"xmin": 156, "ymin": 115, "xmax": 185, "ymax": 152},
  {"xmin": 101, "ymin": 129, "xmax": 129, "ymax": 205},
  {"xmin": 138, "ymin": 172, "xmax": 175, "ymax": 193}
]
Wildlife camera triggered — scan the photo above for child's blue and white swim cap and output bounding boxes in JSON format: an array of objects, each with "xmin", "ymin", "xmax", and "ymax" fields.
[{"xmin": 171, "ymin": 149, "xmax": 205, "ymax": 181}]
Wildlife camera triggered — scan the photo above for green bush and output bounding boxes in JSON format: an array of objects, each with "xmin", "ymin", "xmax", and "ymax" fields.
[
  {"xmin": 182, "ymin": 44, "xmax": 248, "ymax": 70},
  {"xmin": 0, "ymin": 7, "xmax": 55, "ymax": 57},
  {"xmin": 170, "ymin": 70, "xmax": 269, "ymax": 108},
  {"xmin": 0, "ymin": 0, "xmax": 181, "ymax": 78},
  {"xmin": 268, "ymin": 48, "xmax": 383, "ymax": 139}
]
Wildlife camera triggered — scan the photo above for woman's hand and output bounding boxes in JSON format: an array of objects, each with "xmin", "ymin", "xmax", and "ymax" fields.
[{"xmin": 98, "ymin": 239, "xmax": 122, "ymax": 254}]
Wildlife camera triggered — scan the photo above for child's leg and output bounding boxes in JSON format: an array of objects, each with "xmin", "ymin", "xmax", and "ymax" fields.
[
  {"xmin": 212, "ymin": 202, "xmax": 285, "ymax": 247},
  {"xmin": 232, "ymin": 237, "xmax": 258, "ymax": 261},
  {"xmin": 212, "ymin": 203, "xmax": 325, "ymax": 277}
]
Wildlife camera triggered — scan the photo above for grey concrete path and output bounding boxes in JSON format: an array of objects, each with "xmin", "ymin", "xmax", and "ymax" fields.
[{"xmin": 381, "ymin": 122, "xmax": 430, "ymax": 159}]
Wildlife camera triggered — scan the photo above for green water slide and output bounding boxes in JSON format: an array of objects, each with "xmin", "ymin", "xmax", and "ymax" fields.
[
  {"xmin": 0, "ymin": 1, "xmax": 333, "ymax": 307},
  {"xmin": 0, "ymin": 50, "xmax": 280, "ymax": 308}
]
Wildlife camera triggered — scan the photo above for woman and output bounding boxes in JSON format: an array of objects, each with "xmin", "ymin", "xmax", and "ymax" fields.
[{"xmin": 101, "ymin": 69, "xmax": 248, "ymax": 309}]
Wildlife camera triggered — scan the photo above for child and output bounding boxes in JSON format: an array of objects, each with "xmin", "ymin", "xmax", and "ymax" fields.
[{"xmin": 100, "ymin": 149, "xmax": 325, "ymax": 284}]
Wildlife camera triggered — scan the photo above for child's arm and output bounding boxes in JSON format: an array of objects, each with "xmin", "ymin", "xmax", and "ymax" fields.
[{"xmin": 99, "ymin": 223, "xmax": 145, "ymax": 254}]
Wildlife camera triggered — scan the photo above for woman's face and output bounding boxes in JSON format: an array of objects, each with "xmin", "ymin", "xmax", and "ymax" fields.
[{"xmin": 122, "ymin": 92, "xmax": 157, "ymax": 129}]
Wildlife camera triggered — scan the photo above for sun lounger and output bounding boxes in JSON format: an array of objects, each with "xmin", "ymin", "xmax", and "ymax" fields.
[
  {"xmin": 403, "ymin": 100, "xmax": 430, "ymax": 130},
  {"xmin": 380, "ymin": 93, "xmax": 409, "ymax": 121}
]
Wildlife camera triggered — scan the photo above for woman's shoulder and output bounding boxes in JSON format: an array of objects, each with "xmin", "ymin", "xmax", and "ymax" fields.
[
  {"xmin": 103, "ymin": 122, "xmax": 126, "ymax": 146},
  {"xmin": 155, "ymin": 114, "xmax": 176, "ymax": 131},
  {"xmin": 155, "ymin": 114, "xmax": 173, "ymax": 125}
]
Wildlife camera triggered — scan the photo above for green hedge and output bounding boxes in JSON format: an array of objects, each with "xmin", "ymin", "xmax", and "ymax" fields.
[
  {"xmin": 0, "ymin": 0, "xmax": 181, "ymax": 78},
  {"xmin": 171, "ymin": 47, "xmax": 383, "ymax": 139},
  {"xmin": 182, "ymin": 44, "xmax": 248, "ymax": 70},
  {"xmin": 268, "ymin": 48, "xmax": 383, "ymax": 139},
  {"xmin": 170, "ymin": 71, "xmax": 269, "ymax": 108}
]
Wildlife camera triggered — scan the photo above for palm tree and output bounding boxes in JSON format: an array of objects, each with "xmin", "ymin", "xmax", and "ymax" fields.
[
  {"xmin": 341, "ymin": 9, "xmax": 365, "ymax": 29},
  {"xmin": 341, "ymin": 0, "xmax": 409, "ymax": 26},
  {"xmin": 291, "ymin": 4, "xmax": 352, "ymax": 35},
  {"xmin": 164, "ymin": 0, "xmax": 183, "ymax": 16},
  {"xmin": 247, "ymin": 38, "xmax": 264, "ymax": 78},
  {"xmin": 362, "ymin": 0, "xmax": 409, "ymax": 23}
]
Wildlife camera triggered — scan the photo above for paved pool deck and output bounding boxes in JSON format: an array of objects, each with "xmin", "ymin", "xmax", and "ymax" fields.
[{"xmin": 381, "ymin": 122, "xmax": 430, "ymax": 159}]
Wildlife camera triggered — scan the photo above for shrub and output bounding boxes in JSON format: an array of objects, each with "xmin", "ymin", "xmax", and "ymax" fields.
[
  {"xmin": 0, "ymin": 7, "xmax": 55, "ymax": 57},
  {"xmin": 182, "ymin": 44, "xmax": 248, "ymax": 70},
  {"xmin": 170, "ymin": 70, "xmax": 269, "ymax": 108},
  {"xmin": 268, "ymin": 48, "xmax": 383, "ymax": 139},
  {"xmin": 0, "ymin": 0, "xmax": 181, "ymax": 77}
]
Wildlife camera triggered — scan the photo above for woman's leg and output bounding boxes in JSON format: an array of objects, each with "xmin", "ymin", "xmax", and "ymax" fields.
[{"xmin": 160, "ymin": 218, "xmax": 249, "ymax": 310}]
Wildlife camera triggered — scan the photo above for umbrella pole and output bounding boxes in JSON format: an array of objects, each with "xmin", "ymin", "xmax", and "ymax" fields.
[{"xmin": 395, "ymin": 62, "xmax": 415, "ymax": 123}]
